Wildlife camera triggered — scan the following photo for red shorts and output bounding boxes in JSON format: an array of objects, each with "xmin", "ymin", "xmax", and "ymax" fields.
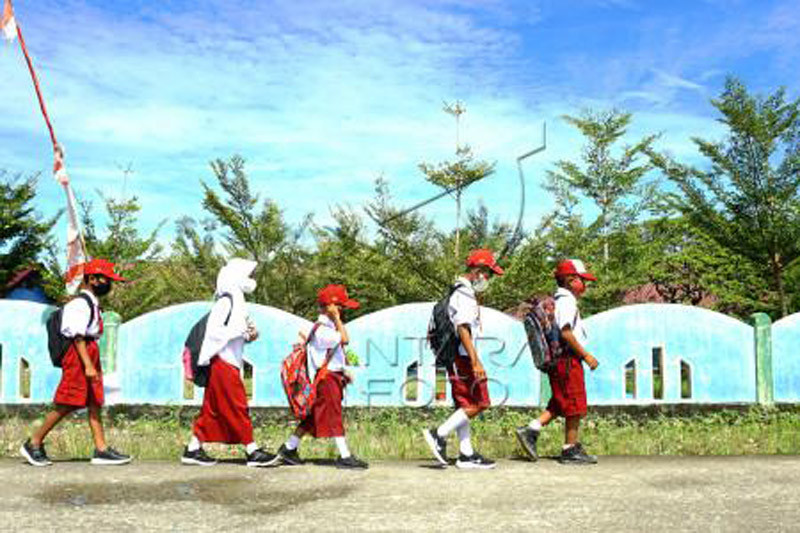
[
  {"xmin": 300, "ymin": 371, "xmax": 346, "ymax": 438},
  {"xmin": 449, "ymin": 356, "xmax": 491, "ymax": 410},
  {"xmin": 53, "ymin": 340, "xmax": 104, "ymax": 407},
  {"xmin": 193, "ymin": 357, "xmax": 254, "ymax": 445},
  {"xmin": 547, "ymin": 357, "xmax": 587, "ymax": 418}
]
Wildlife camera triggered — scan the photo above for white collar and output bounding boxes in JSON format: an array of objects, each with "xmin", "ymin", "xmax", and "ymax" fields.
[
  {"xmin": 80, "ymin": 289, "xmax": 99, "ymax": 307},
  {"xmin": 456, "ymin": 276, "xmax": 475, "ymax": 294},
  {"xmin": 317, "ymin": 314, "xmax": 334, "ymax": 327},
  {"xmin": 555, "ymin": 287, "xmax": 574, "ymax": 298}
]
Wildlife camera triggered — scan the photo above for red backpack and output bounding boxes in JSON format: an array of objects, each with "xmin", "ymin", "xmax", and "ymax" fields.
[{"xmin": 281, "ymin": 324, "xmax": 334, "ymax": 420}]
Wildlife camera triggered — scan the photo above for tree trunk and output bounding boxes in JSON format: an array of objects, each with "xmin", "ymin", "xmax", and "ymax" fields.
[
  {"xmin": 772, "ymin": 253, "xmax": 788, "ymax": 317},
  {"xmin": 455, "ymin": 189, "xmax": 461, "ymax": 261}
]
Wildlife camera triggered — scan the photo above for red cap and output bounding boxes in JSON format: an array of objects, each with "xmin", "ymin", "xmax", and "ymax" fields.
[
  {"xmin": 317, "ymin": 284, "xmax": 360, "ymax": 309},
  {"xmin": 554, "ymin": 259, "xmax": 597, "ymax": 281},
  {"xmin": 466, "ymin": 249, "xmax": 504, "ymax": 275},
  {"xmin": 82, "ymin": 258, "xmax": 127, "ymax": 281}
]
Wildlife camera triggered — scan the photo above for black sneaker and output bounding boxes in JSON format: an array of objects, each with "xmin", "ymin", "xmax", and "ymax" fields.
[
  {"xmin": 278, "ymin": 444, "xmax": 304, "ymax": 466},
  {"xmin": 515, "ymin": 426, "xmax": 540, "ymax": 461},
  {"xmin": 246, "ymin": 448, "xmax": 281, "ymax": 468},
  {"xmin": 91, "ymin": 447, "xmax": 132, "ymax": 466},
  {"xmin": 181, "ymin": 446, "xmax": 217, "ymax": 466},
  {"xmin": 335, "ymin": 455, "xmax": 369, "ymax": 470},
  {"xmin": 20, "ymin": 439, "xmax": 52, "ymax": 467},
  {"xmin": 558, "ymin": 443, "xmax": 598, "ymax": 465},
  {"xmin": 455, "ymin": 452, "xmax": 497, "ymax": 470},
  {"xmin": 423, "ymin": 428, "xmax": 448, "ymax": 466}
]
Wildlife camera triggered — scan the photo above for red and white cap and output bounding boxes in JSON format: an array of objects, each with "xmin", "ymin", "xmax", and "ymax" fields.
[
  {"xmin": 317, "ymin": 284, "xmax": 360, "ymax": 309},
  {"xmin": 81, "ymin": 258, "xmax": 127, "ymax": 281},
  {"xmin": 465, "ymin": 248, "xmax": 504, "ymax": 275},
  {"xmin": 554, "ymin": 259, "xmax": 597, "ymax": 281}
]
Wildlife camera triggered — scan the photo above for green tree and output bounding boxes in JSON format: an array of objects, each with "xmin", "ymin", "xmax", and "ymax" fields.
[
  {"xmin": 649, "ymin": 77, "xmax": 800, "ymax": 317},
  {"xmin": 0, "ymin": 171, "xmax": 60, "ymax": 297},
  {"xmin": 546, "ymin": 109, "xmax": 659, "ymax": 268},
  {"xmin": 202, "ymin": 155, "xmax": 316, "ymax": 315}
]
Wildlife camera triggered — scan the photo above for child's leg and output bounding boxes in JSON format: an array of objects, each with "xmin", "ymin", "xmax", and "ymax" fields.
[
  {"xmin": 32, "ymin": 405, "xmax": 77, "ymax": 446},
  {"xmin": 564, "ymin": 415, "xmax": 580, "ymax": 446},
  {"xmin": 285, "ymin": 426, "xmax": 306, "ymax": 450},
  {"xmin": 529, "ymin": 409, "xmax": 554, "ymax": 432},
  {"xmin": 87, "ymin": 405, "xmax": 108, "ymax": 451}
]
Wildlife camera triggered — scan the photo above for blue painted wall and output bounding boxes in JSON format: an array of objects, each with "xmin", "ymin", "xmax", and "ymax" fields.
[
  {"xmin": 583, "ymin": 304, "xmax": 755, "ymax": 404},
  {"xmin": 773, "ymin": 313, "xmax": 800, "ymax": 402},
  {"xmin": 2, "ymin": 300, "xmax": 797, "ymax": 406}
]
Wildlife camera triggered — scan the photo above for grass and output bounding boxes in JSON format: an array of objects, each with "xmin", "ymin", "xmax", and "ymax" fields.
[{"xmin": 2, "ymin": 405, "xmax": 800, "ymax": 461}]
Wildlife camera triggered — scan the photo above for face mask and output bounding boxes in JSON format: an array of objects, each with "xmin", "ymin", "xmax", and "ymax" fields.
[
  {"xmin": 472, "ymin": 274, "xmax": 490, "ymax": 293},
  {"xmin": 93, "ymin": 281, "xmax": 112, "ymax": 297},
  {"xmin": 241, "ymin": 278, "xmax": 257, "ymax": 294},
  {"xmin": 569, "ymin": 277, "xmax": 586, "ymax": 297}
]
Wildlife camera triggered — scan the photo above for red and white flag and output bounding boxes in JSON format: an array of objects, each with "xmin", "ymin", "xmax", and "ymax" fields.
[{"xmin": 1, "ymin": 0, "xmax": 16, "ymax": 42}]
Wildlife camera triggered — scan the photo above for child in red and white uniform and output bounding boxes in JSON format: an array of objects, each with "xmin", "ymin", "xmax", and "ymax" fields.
[
  {"xmin": 424, "ymin": 249, "xmax": 504, "ymax": 469},
  {"xmin": 20, "ymin": 259, "xmax": 131, "ymax": 467},
  {"xmin": 516, "ymin": 259, "xmax": 600, "ymax": 464},
  {"xmin": 182, "ymin": 258, "xmax": 279, "ymax": 467},
  {"xmin": 277, "ymin": 284, "xmax": 368, "ymax": 469}
]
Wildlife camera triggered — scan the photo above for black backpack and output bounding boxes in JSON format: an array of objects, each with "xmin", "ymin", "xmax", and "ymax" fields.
[
  {"xmin": 427, "ymin": 282, "xmax": 468, "ymax": 369},
  {"xmin": 46, "ymin": 293, "xmax": 96, "ymax": 368},
  {"xmin": 183, "ymin": 293, "xmax": 233, "ymax": 387}
]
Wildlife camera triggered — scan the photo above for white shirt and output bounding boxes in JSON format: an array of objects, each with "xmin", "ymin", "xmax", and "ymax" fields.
[
  {"xmin": 60, "ymin": 290, "xmax": 101, "ymax": 338},
  {"xmin": 204, "ymin": 296, "xmax": 248, "ymax": 369},
  {"xmin": 554, "ymin": 287, "xmax": 588, "ymax": 345},
  {"xmin": 448, "ymin": 277, "xmax": 482, "ymax": 357},
  {"xmin": 307, "ymin": 314, "xmax": 346, "ymax": 374}
]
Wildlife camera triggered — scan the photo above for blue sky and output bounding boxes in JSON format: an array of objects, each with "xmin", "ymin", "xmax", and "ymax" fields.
[{"xmin": 3, "ymin": 0, "xmax": 799, "ymax": 249}]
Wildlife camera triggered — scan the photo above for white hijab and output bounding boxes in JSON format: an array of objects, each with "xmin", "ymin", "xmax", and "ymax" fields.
[{"xmin": 198, "ymin": 258, "xmax": 257, "ymax": 366}]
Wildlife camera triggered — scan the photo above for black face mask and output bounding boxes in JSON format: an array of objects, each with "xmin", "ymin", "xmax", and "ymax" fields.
[{"xmin": 93, "ymin": 281, "xmax": 112, "ymax": 297}]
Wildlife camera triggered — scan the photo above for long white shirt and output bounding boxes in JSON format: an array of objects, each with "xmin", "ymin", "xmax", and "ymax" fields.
[
  {"xmin": 448, "ymin": 277, "xmax": 482, "ymax": 357},
  {"xmin": 554, "ymin": 287, "xmax": 588, "ymax": 345},
  {"xmin": 201, "ymin": 296, "xmax": 248, "ymax": 369},
  {"xmin": 60, "ymin": 290, "xmax": 101, "ymax": 338},
  {"xmin": 307, "ymin": 314, "xmax": 346, "ymax": 374}
]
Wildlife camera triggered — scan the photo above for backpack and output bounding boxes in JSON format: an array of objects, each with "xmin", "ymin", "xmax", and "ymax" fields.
[
  {"xmin": 523, "ymin": 294, "xmax": 576, "ymax": 372},
  {"xmin": 427, "ymin": 282, "xmax": 468, "ymax": 369},
  {"xmin": 46, "ymin": 293, "xmax": 96, "ymax": 368},
  {"xmin": 281, "ymin": 323, "xmax": 335, "ymax": 420},
  {"xmin": 182, "ymin": 293, "xmax": 233, "ymax": 387}
]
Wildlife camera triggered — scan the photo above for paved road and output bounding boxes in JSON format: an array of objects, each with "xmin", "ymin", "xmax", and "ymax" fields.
[{"xmin": 0, "ymin": 456, "xmax": 797, "ymax": 531}]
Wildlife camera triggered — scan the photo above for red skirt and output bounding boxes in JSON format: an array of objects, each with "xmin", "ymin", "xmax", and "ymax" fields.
[
  {"xmin": 193, "ymin": 356, "xmax": 254, "ymax": 445},
  {"xmin": 547, "ymin": 357, "xmax": 587, "ymax": 418},
  {"xmin": 53, "ymin": 340, "xmax": 104, "ymax": 407},
  {"xmin": 449, "ymin": 356, "xmax": 491, "ymax": 409},
  {"xmin": 299, "ymin": 371, "xmax": 346, "ymax": 438}
]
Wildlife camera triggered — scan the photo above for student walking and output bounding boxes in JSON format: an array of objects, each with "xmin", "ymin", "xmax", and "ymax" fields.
[
  {"xmin": 516, "ymin": 259, "xmax": 600, "ymax": 465},
  {"xmin": 423, "ymin": 249, "xmax": 503, "ymax": 469},
  {"xmin": 182, "ymin": 258, "xmax": 279, "ymax": 467},
  {"xmin": 20, "ymin": 259, "xmax": 131, "ymax": 467},
  {"xmin": 277, "ymin": 284, "xmax": 368, "ymax": 470}
]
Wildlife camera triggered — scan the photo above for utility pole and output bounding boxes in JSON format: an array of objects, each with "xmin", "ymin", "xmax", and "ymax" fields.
[{"xmin": 443, "ymin": 101, "xmax": 466, "ymax": 260}]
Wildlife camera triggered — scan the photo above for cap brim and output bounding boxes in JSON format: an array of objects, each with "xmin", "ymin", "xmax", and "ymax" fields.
[
  {"xmin": 579, "ymin": 272, "xmax": 597, "ymax": 281},
  {"xmin": 490, "ymin": 264, "xmax": 504, "ymax": 276},
  {"xmin": 342, "ymin": 299, "xmax": 360, "ymax": 309}
]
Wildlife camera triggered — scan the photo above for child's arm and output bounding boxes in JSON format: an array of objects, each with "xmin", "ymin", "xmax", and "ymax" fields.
[
  {"xmin": 457, "ymin": 325, "xmax": 485, "ymax": 379},
  {"xmin": 326, "ymin": 304, "xmax": 349, "ymax": 345},
  {"xmin": 561, "ymin": 326, "xmax": 599, "ymax": 370},
  {"xmin": 74, "ymin": 337, "xmax": 100, "ymax": 380}
]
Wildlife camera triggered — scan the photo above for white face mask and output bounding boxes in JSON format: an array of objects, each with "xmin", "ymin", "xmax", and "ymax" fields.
[
  {"xmin": 240, "ymin": 278, "xmax": 257, "ymax": 294},
  {"xmin": 472, "ymin": 274, "xmax": 489, "ymax": 293}
]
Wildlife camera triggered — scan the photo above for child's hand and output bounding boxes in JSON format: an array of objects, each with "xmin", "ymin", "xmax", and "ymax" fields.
[
  {"xmin": 584, "ymin": 354, "xmax": 599, "ymax": 370},
  {"xmin": 85, "ymin": 365, "xmax": 100, "ymax": 381}
]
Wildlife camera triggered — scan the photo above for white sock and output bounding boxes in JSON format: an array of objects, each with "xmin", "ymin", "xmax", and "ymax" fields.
[
  {"xmin": 456, "ymin": 422, "xmax": 474, "ymax": 456},
  {"xmin": 187, "ymin": 435, "xmax": 201, "ymax": 452},
  {"xmin": 334, "ymin": 437, "xmax": 351, "ymax": 459},
  {"xmin": 563, "ymin": 443, "xmax": 575, "ymax": 451},
  {"xmin": 529, "ymin": 420, "xmax": 542, "ymax": 432},
  {"xmin": 245, "ymin": 442, "xmax": 259, "ymax": 454},
  {"xmin": 437, "ymin": 409, "xmax": 469, "ymax": 438},
  {"xmin": 285, "ymin": 434, "xmax": 301, "ymax": 451}
]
